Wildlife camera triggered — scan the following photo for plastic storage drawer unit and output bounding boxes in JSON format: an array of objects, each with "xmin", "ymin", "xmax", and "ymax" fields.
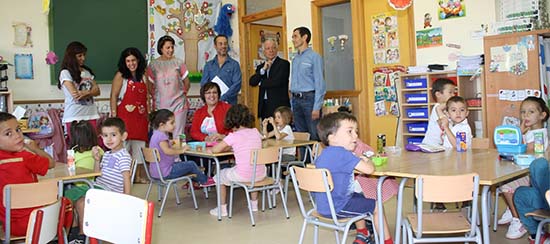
[
  {"xmin": 406, "ymin": 108, "xmax": 429, "ymax": 118},
  {"xmin": 404, "ymin": 93, "xmax": 428, "ymax": 104},
  {"xmin": 404, "ymin": 78, "xmax": 427, "ymax": 89},
  {"xmin": 407, "ymin": 137, "xmax": 424, "ymax": 144},
  {"xmin": 407, "ymin": 122, "xmax": 428, "ymax": 133}
]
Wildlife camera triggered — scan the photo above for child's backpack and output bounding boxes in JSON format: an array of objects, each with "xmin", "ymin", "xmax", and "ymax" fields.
[{"xmin": 27, "ymin": 107, "xmax": 54, "ymax": 139}]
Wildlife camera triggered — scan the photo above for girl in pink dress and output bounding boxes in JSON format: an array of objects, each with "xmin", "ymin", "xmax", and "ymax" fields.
[{"xmin": 147, "ymin": 35, "xmax": 191, "ymax": 137}]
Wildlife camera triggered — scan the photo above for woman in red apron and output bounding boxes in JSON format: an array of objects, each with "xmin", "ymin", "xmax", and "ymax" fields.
[{"xmin": 110, "ymin": 47, "xmax": 149, "ymax": 183}]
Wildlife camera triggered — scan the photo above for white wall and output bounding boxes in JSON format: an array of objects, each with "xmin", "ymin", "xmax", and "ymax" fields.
[
  {"xmin": 0, "ymin": 0, "xmax": 240, "ymax": 102},
  {"xmin": 285, "ymin": 0, "xmax": 312, "ymax": 44},
  {"xmin": 413, "ymin": 0, "xmax": 496, "ymax": 69}
]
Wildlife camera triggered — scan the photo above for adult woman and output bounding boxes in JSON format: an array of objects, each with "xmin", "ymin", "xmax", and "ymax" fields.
[
  {"xmin": 58, "ymin": 41, "xmax": 100, "ymax": 137},
  {"xmin": 110, "ymin": 47, "xmax": 149, "ymax": 183},
  {"xmin": 190, "ymin": 82, "xmax": 231, "ymax": 141},
  {"xmin": 146, "ymin": 35, "xmax": 191, "ymax": 137}
]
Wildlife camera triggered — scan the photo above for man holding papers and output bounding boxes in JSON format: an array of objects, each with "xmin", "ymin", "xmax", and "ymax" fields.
[{"xmin": 200, "ymin": 35, "xmax": 242, "ymax": 105}]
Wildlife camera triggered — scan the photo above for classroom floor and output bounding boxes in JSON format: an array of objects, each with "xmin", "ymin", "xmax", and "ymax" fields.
[{"xmin": 129, "ymin": 182, "xmax": 532, "ymax": 244}]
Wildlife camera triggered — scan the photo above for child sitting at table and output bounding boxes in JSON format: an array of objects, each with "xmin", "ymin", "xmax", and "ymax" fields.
[
  {"xmin": 65, "ymin": 117, "xmax": 132, "ymax": 243},
  {"xmin": 422, "ymin": 78, "xmax": 456, "ymax": 146},
  {"xmin": 500, "ymin": 96, "xmax": 549, "ymax": 240},
  {"xmin": 435, "ymin": 96, "xmax": 472, "ymax": 149},
  {"xmin": 0, "ymin": 112, "xmax": 55, "ymax": 237},
  {"xmin": 261, "ymin": 106, "xmax": 295, "ymax": 162},
  {"xmin": 210, "ymin": 104, "xmax": 264, "ymax": 216},
  {"xmin": 314, "ymin": 112, "xmax": 393, "ymax": 244},
  {"xmin": 69, "ymin": 120, "xmax": 103, "ymax": 170},
  {"xmin": 148, "ymin": 109, "xmax": 213, "ymax": 186}
]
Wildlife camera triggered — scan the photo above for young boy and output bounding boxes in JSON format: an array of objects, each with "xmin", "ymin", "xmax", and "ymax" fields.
[
  {"xmin": 422, "ymin": 78, "xmax": 456, "ymax": 146},
  {"xmin": 315, "ymin": 112, "xmax": 393, "ymax": 244},
  {"xmin": 436, "ymin": 96, "xmax": 472, "ymax": 149},
  {"xmin": 0, "ymin": 112, "xmax": 55, "ymax": 237},
  {"xmin": 67, "ymin": 117, "xmax": 131, "ymax": 244}
]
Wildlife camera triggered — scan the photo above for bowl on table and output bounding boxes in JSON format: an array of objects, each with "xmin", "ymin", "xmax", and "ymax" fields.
[{"xmin": 372, "ymin": 156, "xmax": 388, "ymax": 166}]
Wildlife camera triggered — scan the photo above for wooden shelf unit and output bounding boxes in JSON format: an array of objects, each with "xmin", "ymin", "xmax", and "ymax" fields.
[{"xmin": 398, "ymin": 71, "xmax": 487, "ymax": 147}]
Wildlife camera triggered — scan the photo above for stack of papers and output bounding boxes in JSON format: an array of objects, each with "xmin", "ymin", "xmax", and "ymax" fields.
[
  {"xmin": 407, "ymin": 66, "xmax": 429, "ymax": 73},
  {"xmin": 457, "ymin": 54, "xmax": 484, "ymax": 76}
]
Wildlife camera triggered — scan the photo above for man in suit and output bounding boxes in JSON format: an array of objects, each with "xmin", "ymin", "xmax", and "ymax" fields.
[{"xmin": 249, "ymin": 38, "xmax": 290, "ymax": 120}]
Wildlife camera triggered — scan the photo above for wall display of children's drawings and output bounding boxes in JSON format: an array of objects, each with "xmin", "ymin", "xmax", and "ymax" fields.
[
  {"xmin": 371, "ymin": 12, "xmax": 400, "ymax": 64},
  {"xmin": 489, "ymin": 44, "xmax": 528, "ymax": 75},
  {"xmin": 416, "ymin": 27, "xmax": 443, "ymax": 49},
  {"xmin": 12, "ymin": 22, "xmax": 33, "ymax": 48},
  {"xmin": 373, "ymin": 66, "xmax": 405, "ymax": 117},
  {"xmin": 14, "ymin": 54, "xmax": 33, "ymax": 80},
  {"xmin": 374, "ymin": 100, "xmax": 387, "ymax": 116},
  {"xmin": 438, "ymin": 0, "xmax": 466, "ymax": 20},
  {"xmin": 148, "ymin": 0, "xmax": 221, "ymax": 71},
  {"xmin": 498, "ymin": 89, "xmax": 540, "ymax": 101}
]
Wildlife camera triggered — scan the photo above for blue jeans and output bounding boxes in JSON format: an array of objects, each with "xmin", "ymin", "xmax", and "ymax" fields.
[
  {"xmin": 514, "ymin": 158, "xmax": 550, "ymax": 235},
  {"xmin": 291, "ymin": 92, "xmax": 319, "ymax": 141},
  {"xmin": 165, "ymin": 161, "xmax": 207, "ymax": 184}
]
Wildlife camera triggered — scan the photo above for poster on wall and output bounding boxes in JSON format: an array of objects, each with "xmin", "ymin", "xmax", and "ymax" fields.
[
  {"xmin": 371, "ymin": 12, "xmax": 400, "ymax": 64},
  {"xmin": 373, "ymin": 66, "xmax": 405, "ymax": 117},
  {"xmin": 416, "ymin": 27, "xmax": 443, "ymax": 49},
  {"xmin": 489, "ymin": 44, "xmax": 528, "ymax": 74},
  {"xmin": 14, "ymin": 54, "xmax": 33, "ymax": 79},
  {"xmin": 438, "ymin": 0, "xmax": 466, "ymax": 20}
]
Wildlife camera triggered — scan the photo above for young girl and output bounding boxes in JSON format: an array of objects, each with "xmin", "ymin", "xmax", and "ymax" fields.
[
  {"xmin": 58, "ymin": 41, "xmax": 101, "ymax": 140},
  {"xmin": 210, "ymin": 104, "xmax": 264, "ymax": 216},
  {"xmin": 69, "ymin": 120, "xmax": 103, "ymax": 170},
  {"xmin": 498, "ymin": 96, "xmax": 549, "ymax": 240},
  {"xmin": 110, "ymin": 47, "xmax": 150, "ymax": 183},
  {"xmin": 261, "ymin": 106, "xmax": 295, "ymax": 162},
  {"xmin": 149, "ymin": 109, "xmax": 213, "ymax": 185}
]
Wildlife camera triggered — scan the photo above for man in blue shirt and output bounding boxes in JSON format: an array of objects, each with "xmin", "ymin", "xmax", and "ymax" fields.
[
  {"xmin": 200, "ymin": 35, "xmax": 242, "ymax": 105},
  {"xmin": 290, "ymin": 27, "xmax": 326, "ymax": 140}
]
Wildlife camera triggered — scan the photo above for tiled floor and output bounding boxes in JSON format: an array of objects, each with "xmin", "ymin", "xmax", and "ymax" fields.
[{"xmin": 130, "ymin": 183, "xmax": 531, "ymax": 243}]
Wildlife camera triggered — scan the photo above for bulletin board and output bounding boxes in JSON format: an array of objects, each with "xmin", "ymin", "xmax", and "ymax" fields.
[{"xmin": 49, "ymin": 0, "xmax": 147, "ymax": 84}]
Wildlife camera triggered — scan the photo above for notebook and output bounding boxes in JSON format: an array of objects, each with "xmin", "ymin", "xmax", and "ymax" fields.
[{"xmin": 405, "ymin": 143, "xmax": 446, "ymax": 153}]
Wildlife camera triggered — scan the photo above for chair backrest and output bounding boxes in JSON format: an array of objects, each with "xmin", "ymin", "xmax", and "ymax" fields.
[
  {"xmin": 312, "ymin": 142, "xmax": 324, "ymax": 161},
  {"xmin": 414, "ymin": 173, "xmax": 479, "ymax": 237},
  {"xmin": 250, "ymin": 146, "xmax": 281, "ymax": 166},
  {"xmin": 83, "ymin": 189, "xmax": 154, "ymax": 244},
  {"xmin": 139, "ymin": 147, "xmax": 165, "ymax": 182},
  {"xmin": 293, "ymin": 132, "xmax": 311, "ymax": 141},
  {"xmin": 3, "ymin": 180, "xmax": 60, "ymax": 243},
  {"xmin": 26, "ymin": 199, "xmax": 62, "ymax": 244},
  {"xmin": 290, "ymin": 166, "xmax": 340, "ymax": 224}
]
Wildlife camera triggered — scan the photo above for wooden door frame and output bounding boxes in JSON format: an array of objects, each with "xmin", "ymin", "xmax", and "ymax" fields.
[{"xmin": 238, "ymin": 0, "xmax": 287, "ymax": 113}]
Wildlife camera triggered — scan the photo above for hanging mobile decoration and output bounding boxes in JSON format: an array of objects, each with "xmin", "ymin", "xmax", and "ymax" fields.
[{"xmin": 388, "ymin": 0, "xmax": 412, "ymax": 10}]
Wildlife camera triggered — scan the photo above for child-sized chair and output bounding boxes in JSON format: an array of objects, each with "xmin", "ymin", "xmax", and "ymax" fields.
[
  {"xmin": 139, "ymin": 147, "xmax": 198, "ymax": 217},
  {"xmin": 2, "ymin": 180, "xmax": 61, "ymax": 244},
  {"xmin": 25, "ymin": 198, "xmax": 62, "ymax": 244},
  {"xmin": 83, "ymin": 189, "xmax": 154, "ymax": 244},
  {"xmin": 228, "ymin": 146, "xmax": 289, "ymax": 226},
  {"xmin": 289, "ymin": 166, "xmax": 377, "ymax": 244},
  {"xmin": 402, "ymin": 173, "xmax": 482, "ymax": 244},
  {"xmin": 524, "ymin": 190, "xmax": 550, "ymax": 244}
]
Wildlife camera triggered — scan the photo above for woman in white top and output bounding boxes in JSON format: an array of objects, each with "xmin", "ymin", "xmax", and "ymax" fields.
[{"xmin": 58, "ymin": 41, "xmax": 100, "ymax": 139}]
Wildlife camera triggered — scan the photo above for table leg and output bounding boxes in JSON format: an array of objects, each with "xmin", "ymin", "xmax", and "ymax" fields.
[
  {"xmin": 214, "ymin": 157, "xmax": 222, "ymax": 221},
  {"xmin": 394, "ymin": 178, "xmax": 408, "ymax": 244},
  {"xmin": 482, "ymin": 185, "xmax": 491, "ymax": 244},
  {"xmin": 377, "ymin": 176, "xmax": 387, "ymax": 244}
]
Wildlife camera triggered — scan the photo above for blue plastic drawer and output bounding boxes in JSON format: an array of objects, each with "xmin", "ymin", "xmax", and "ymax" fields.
[
  {"xmin": 404, "ymin": 78, "xmax": 427, "ymax": 89},
  {"xmin": 406, "ymin": 108, "xmax": 429, "ymax": 118},
  {"xmin": 404, "ymin": 93, "xmax": 428, "ymax": 104},
  {"xmin": 407, "ymin": 122, "xmax": 428, "ymax": 133},
  {"xmin": 407, "ymin": 137, "xmax": 424, "ymax": 144}
]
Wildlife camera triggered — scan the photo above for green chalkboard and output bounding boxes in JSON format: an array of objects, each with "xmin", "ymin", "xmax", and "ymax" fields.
[{"xmin": 49, "ymin": 0, "xmax": 147, "ymax": 84}]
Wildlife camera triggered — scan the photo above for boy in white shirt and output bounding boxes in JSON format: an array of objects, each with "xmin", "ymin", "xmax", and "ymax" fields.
[
  {"xmin": 422, "ymin": 78, "xmax": 456, "ymax": 146},
  {"xmin": 436, "ymin": 96, "xmax": 472, "ymax": 149}
]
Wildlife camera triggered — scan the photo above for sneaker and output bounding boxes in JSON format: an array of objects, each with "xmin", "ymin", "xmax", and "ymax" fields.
[
  {"xmin": 505, "ymin": 217, "xmax": 527, "ymax": 239},
  {"xmin": 209, "ymin": 206, "xmax": 228, "ymax": 217},
  {"xmin": 68, "ymin": 234, "xmax": 86, "ymax": 244},
  {"xmin": 498, "ymin": 208, "xmax": 513, "ymax": 225},
  {"xmin": 433, "ymin": 203, "xmax": 447, "ymax": 212},
  {"xmin": 353, "ymin": 232, "xmax": 374, "ymax": 244},
  {"xmin": 529, "ymin": 233, "xmax": 550, "ymax": 244},
  {"xmin": 250, "ymin": 200, "xmax": 258, "ymax": 212},
  {"xmin": 200, "ymin": 177, "xmax": 215, "ymax": 187}
]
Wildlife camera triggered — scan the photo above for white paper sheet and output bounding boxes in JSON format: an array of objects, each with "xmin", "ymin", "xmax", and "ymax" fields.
[{"xmin": 212, "ymin": 75, "xmax": 229, "ymax": 97}]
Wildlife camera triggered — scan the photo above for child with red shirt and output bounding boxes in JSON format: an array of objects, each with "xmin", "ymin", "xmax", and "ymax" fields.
[{"xmin": 0, "ymin": 112, "xmax": 55, "ymax": 236}]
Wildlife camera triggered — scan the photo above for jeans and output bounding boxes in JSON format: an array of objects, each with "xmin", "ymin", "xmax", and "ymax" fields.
[
  {"xmin": 514, "ymin": 158, "xmax": 550, "ymax": 235},
  {"xmin": 291, "ymin": 92, "xmax": 319, "ymax": 141},
  {"xmin": 165, "ymin": 161, "xmax": 207, "ymax": 184}
]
